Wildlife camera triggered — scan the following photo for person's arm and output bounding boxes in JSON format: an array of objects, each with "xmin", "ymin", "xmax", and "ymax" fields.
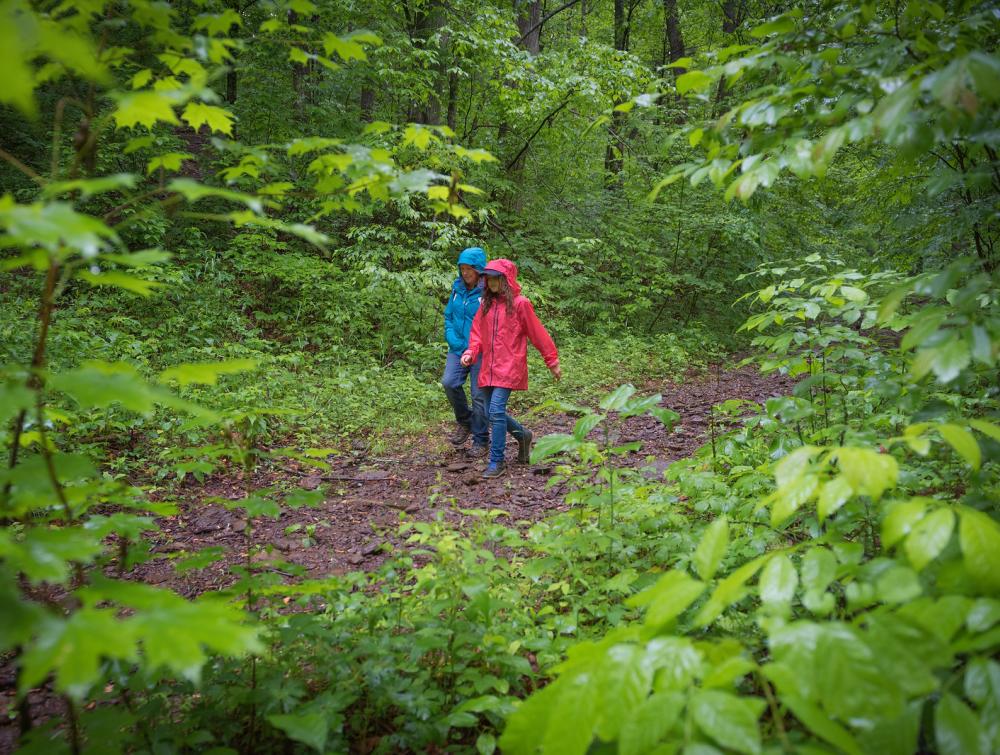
[
  {"xmin": 460, "ymin": 308, "xmax": 484, "ymax": 366},
  {"xmin": 519, "ymin": 299, "xmax": 561, "ymax": 379},
  {"xmin": 443, "ymin": 292, "xmax": 463, "ymax": 351}
]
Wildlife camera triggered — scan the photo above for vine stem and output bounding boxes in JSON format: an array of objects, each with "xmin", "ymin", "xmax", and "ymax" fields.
[
  {"xmin": 65, "ymin": 696, "xmax": 82, "ymax": 755},
  {"xmin": 757, "ymin": 671, "xmax": 792, "ymax": 753},
  {"xmin": 2, "ymin": 262, "xmax": 59, "ymax": 509}
]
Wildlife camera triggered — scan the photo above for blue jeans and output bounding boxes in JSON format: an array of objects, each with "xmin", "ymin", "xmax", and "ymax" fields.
[
  {"xmin": 441, "ymin": 353, "xmax": 488, "ymax": 446},
  {"xmin": 482, "ymin": 386, "xmax": 526, "ymax": 465}
]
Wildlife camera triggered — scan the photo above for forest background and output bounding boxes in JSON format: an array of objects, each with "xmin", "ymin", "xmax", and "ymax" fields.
[{"xmin": 1, "ymin": 0, "xmax": 998, "ymax": 753}]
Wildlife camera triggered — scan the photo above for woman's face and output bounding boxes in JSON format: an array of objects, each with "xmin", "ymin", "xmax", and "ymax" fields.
[
  {"xmin": 486, "ymin": 275, "xmax": 502, "ymax": 293},
  {"xmin": 459, "ymin": 264, "xmax": 479, "ymax": 288}
]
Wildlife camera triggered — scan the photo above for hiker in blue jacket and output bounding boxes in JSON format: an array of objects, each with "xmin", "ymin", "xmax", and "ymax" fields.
[{"xmin": 442, "ymin": 247, "xmax": 489, "ymax": 455}]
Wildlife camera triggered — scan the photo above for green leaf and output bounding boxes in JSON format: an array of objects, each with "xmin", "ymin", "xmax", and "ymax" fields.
[
  {"xmin": 530, "ymin": 433, "xmax": 578, "ymax": 463},
  {"xmin": 0, "ymin": 527, "xmax": 104, "ymax": 585},
  {"xmin": 650, "ymin": 407, "xmax": 680, "ymax": 430},
  {"xmin": 268, "ymin": 711, "xmax": 328, "ymax": 753},
  {"xmin": 159, "ymin": 359, "xmax": 258, "ymax": 386},
  {"xmin": 619, "ymin": 692, "xmax": 685, "ymax": 755},
  {"xmin": 595, "ymin": 644, "xmax": 653, "ymax": 741},
  {"xmin": 113, "ymin": 89, "xmax": 182, "ymax": 129},
  {"xmin": 676, "ymin": 70, "xmax": 714, "ymax": 95},
  {"xmin": 192, "ymin": 9, "xmax": 242, "ymax": 35},
  {"xmin": 883, "ymin": 498, "xmax": 929, "ymax": 548},
  {"xmin": 905, "ymin": 507, "xmax": 955, "ymax": 571},
  {"xmin": 840, "ymin": 285, "xmax": 868, "ymax": 303},
  {"xmin": 877, "ymin": 565, "xmax": 922, "ymax": 604},
  {"xmin": 958, "ymin": 508, "xmax": 1000, "ymax": 593},
  {"xmin": 758, "ymin": 552, "xmax": 797, "ymax": 614},
  {"xmin": 42, "ymin": 174, "xmax": 138, "ymax": 200},
  {"xmin": 100, "ymin": 249, "xmax": 172, "ymax": 267},
  {"xmin": 620, "ymin": 393, "xmax": 663, "ymax": 418},
  {"xmin": 77, "ymin": 269, "xmax": 163, "ymax": 296},
  {"xmin": 146, "ymin": 152, "xmax": 194, "ymax": 174},
  {"xmin": 774, "ymin": 445, "xmax": 821, "ymax": 487},
  {"xmin": 969, "ymin": 418, "xmax": 1000, "ymax": 442},
  {"xmin": 0, "ymin": 198, "xmax": 119, "ymax": 258},
  {"xmin": 695, "ymin": 555, "xmax": 768, "ymax": 626},
  {"xmin": 20, "ymin": 607, "xmax": 138, "ymax": 700},
  {"xmin": 476, "ymin": 732, "xmax": 497, "ymax": 755},
  {"xmin": 0, "ymin": 382, "xmax": 33, "ymax": 430},
  {"xmin": 800, "ymin": 547, "xmax": 836, "ymax": 594},
  {"xmin": 770, "ymin": 473, "xmax": 819, "ymax": 526},
  {"xmin": 182, "ymin": 102, "xmax": 235, "ymax": 135},
  {"xmin": 0, "ymin": 3, "xmax": 37, "ymax": 115},
  {"xmin": 224, "ymin": 495, "xmax": 281, "ymax": 519},
  {"xmin": 834, "ymin": 447, "xmax": 898, "ymax": 500},
  {"xmin": 937, "ymin": 424, "xmax": 981, "ymax": 470},
  {"xmin": 168, "ymin": 179, "xmax": 267, "ymax": 213},
  {"xmin": 599, "ymin": 384, "xmax": 636, "ymax": 411},
  {"xmin": 323, "ymin": 32, "xmax": 368, "ymax": 61},
  {"xmin": 750, "ymin": 15, "xmax": 796, "ymax": 38},
  {"xmin": 781, "ymin": 694, "xmax": 862, "ymax": 755},
  {"xmin": 935, "ymin": 694, "xmax": 985, "ymax": 755},
  {"xmin": 627, "ymin": 570, "xmax": 705, "ymax": 629},
  {"xmin": 817, "ymin": 475, "xmax": 853, "ymax": 521},
  {"xmin": 402, "ymin": 124, "xmax": 435, "ymax": 149},
  {"xmin": 694, "ymin": 516, "xmax": 729, "ymax": 581},
  {"xmin": 573, "ymin": 413, "xmax": 603, "ymax": 441},
  {"xmin": 541, "ymin": 671, "xmax": 598, "ymax": 755},
  {"xmin": 50, "ymin": 362, "xmax": 158, "ymax": 413},
  {"xmin": 648, "ymin": 172, "xmax": 683, "ymax": 201},
  {"xmin": 690, "ymin": 690, "xmax": 762, "ymax": 755}
]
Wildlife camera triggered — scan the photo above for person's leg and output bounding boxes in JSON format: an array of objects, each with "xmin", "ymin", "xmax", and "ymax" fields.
[
  {"xmin": 486, "ymin": 387, "xmax": 511, "ymax": 467},
  {"xmin": 441, "ymin": 353, "xmax": 472, "ymax": 444},
  {"xmin": 468, "ymin": 357, "xmax": 489, "ymax": 450},
  {"xmin": 497, "ymin": 396, "xmax": 532, "ymax": 464}
]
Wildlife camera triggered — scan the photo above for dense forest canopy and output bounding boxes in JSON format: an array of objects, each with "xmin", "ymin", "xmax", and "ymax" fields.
[{"xmin": 1, "ymin": 0, "xmax": 998, "ymax": 752}]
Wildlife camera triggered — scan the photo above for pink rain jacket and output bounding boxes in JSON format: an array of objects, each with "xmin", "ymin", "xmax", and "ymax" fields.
[{"xmin": 463, "ymin": 259, "xmax": 559, "ymax": 390}]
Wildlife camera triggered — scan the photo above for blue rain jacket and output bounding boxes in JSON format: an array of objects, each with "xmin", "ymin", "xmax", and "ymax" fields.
[{"xmin": 444, "ymin": 247, "xmax": 487, "ymax": 354}]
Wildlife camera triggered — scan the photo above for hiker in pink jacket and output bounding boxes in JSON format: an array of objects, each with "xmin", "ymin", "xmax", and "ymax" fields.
[{"xmin": 461, "ymin": 259, "xmax": 561, "ymax": 478}]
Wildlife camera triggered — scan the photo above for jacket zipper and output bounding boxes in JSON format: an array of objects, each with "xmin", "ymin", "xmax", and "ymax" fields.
[{"xmin": 490, "ymin": 304, "xmax": 498, "ymax": 385}]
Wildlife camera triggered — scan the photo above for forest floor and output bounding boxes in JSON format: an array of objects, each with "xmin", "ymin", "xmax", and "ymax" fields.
[{"xmin": 129, "ymin": 364, "xmax": 795, "ymax": 596}]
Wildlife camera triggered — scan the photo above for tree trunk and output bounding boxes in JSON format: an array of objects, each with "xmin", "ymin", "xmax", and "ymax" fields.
[
  {"xmin": 446, "ymin": 72, "xmax": 458, "ymax": 131},
  {"xmin": 605, "ymin": 0, "xmax": 628, "ymax": 189},
  {"xmin": 663, "ymin": 0, "xmax": 685, "ymax": 70},
  {"xmin": 360, "ymin": 86, "xmax": 375, "ymax": 122},
  {"xmin": 516, "ymin": 0, "xmax": 542, "ymax": 55},
  {"xmin": 289, "ymin": 10, "xmax": 307, "ymax": 120}
]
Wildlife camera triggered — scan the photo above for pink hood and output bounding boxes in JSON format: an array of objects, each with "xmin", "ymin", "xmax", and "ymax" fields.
[{"xmin": 484, "ymin": 259, "xmax": 522, "ymax": 297}]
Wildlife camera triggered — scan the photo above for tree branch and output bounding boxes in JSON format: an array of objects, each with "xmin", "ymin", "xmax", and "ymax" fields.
[
  {"xmin": 516, "ymin": 0, "xmax": 584, "ymax": 46},
  {"xmin": 505, "ymin": 95, "xmax": 574, "ymax": 170}
]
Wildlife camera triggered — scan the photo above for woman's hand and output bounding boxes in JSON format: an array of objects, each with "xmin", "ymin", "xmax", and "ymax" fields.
[
  {"xmin": 460, "ymin": 353, "xmax": 473, "ymax": 367},
  {"xmin": 550, "ymin": 363, "xmax": 562, "ymax": 381}
]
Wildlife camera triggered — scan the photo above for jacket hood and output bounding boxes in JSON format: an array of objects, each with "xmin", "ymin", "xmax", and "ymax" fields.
[
  {"xmin": 457, "ymin": 247, "xmax": 487, "ymax": 274},
  {"xmin": 484, "ymin": 258, "xmax": 521, "ymax": 297}
]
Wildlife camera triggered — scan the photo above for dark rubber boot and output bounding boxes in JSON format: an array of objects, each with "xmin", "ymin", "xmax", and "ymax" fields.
[
  {"xmin": 517, "ymin": 429, "xmax": 533, "ymax": 464},
  {"xmin": 449, "ymin": 423, "xmax": 470, "ymax": 447}
]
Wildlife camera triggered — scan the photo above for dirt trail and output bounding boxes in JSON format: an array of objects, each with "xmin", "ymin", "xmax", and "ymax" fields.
[{"xmin": 130, "ymin": 365, "xmax": 795, "ymax": 595}]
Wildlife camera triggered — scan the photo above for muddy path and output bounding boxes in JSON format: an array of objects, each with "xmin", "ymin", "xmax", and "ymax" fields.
[{"xmin": 129, "ymin": 365, "xmax": 795, "ymax": 596}]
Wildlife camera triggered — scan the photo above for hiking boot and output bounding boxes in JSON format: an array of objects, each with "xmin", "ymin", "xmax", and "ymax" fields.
[
  {"xmin": 482, "ymin": 462, "xmax": 507, "ymax": 479},
  {"xmin": 517, "ymin": 429, "xmax": 533, "ymax": 464},
  {"xmin": 468, "ymin": 443, "xmax": 488, "ymax": 458},
  {"xmin": 449, "ymin": 423, "xmax": 471, "ymax": 447}
]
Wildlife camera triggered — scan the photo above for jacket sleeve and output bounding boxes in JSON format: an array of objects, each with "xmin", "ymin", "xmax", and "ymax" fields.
[
  {"xmin": 519, "ymin": 299, "xmax": 559, "ymax": 368},
  {"xmin": 463, "ymin": 308, "xmax": 484, "ymax": 362},
  {"xmin": 443, "ymin": 292, "xmax": 463, "ymax": 351}
]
